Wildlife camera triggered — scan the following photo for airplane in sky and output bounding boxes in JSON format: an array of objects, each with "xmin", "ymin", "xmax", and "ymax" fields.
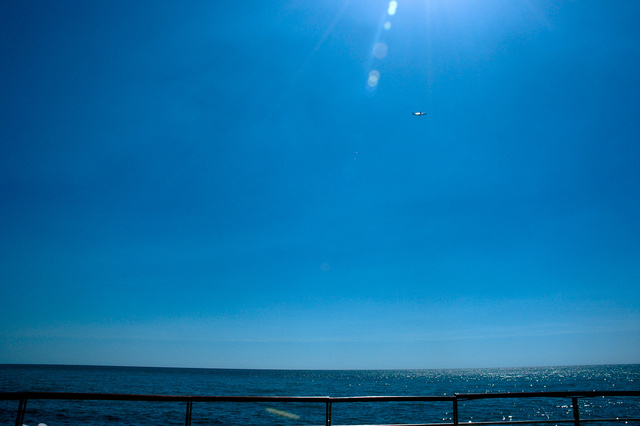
[{"xmin": 412, "ymin": 111, "xmax": 427, "ymax": 116}]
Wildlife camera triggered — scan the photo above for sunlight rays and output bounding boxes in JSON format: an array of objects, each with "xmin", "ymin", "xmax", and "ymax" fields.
[{"xmin": 268, "ymin": 0, "xmax": 354, "ymax": 117}]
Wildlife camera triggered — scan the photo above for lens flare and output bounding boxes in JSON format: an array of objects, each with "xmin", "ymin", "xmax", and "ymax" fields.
[
  {"xmin": 373, "ymin": 42, "xmax": 388, "ymax": 59},
  {"xmin": 367, "ymin": 70, "xmax": 380, "ymax": 87},
  {"xmin": 387, "ymin": 1, "xmax": 398, "ymax": 16},
  {"xmin": 266, "ymin": 407, "xmax": 300, "ymax": 420}
]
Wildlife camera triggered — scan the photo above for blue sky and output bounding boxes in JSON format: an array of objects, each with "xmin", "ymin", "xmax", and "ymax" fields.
[{"xmin": 1, "ymin": 0, "xmax": 639, "ymax": 369}]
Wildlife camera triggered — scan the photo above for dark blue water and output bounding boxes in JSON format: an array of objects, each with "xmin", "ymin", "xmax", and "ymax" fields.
[{"xmin": 1, "ymin": 364, "xmax": 638, "ymax": 426}]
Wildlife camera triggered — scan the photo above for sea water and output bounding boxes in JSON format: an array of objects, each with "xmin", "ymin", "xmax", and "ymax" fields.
[{"xmin": 0, "ymin": 364, "xmax": 638, "ymax": 426}]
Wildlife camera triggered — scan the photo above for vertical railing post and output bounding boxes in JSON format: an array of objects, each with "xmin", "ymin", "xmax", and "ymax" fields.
[
  {"xmin": 185, "ymin": 400, "xmax": 193, "ymax": 426},
  {"xmin": 326, "ymin": 400, "xmax": 332, "ymax": 426},
  {"xmin": 453, "ymin": 397, "xmax": 459, "ymax": 426},
  {"xmin": 572, "ymin": 397, "xmax": 580, "ymax": 426},
  {"xmin": 15, "ymin": 398, "xmax": 27, "ymax": 426}
]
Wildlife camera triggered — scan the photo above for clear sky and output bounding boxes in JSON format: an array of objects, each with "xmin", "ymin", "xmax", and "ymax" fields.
[{"xmin": 1, "ymin": 0, "xmax": 639, "ymax": 370}]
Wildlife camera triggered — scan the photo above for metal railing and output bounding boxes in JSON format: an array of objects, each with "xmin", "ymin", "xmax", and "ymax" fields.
[{"xmin": 2, "ymin": 390, "xmax": 639, "ymax": 426}]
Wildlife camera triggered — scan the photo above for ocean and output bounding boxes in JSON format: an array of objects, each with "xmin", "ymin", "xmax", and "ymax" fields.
[{"xmin": 1, "ymin": 364, "xmax": 638, "ymax": 426}]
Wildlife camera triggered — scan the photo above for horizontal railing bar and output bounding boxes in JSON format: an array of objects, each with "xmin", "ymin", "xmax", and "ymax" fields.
[
  {"xmin": 457, "ymin": 421, "xmax": 574, "ymax": 425},
  {"xmin": 332, "ymin": 424, "xmax": 456, "ymax": 426},
  {"xmin": 451, "ymin": 420, "xmax": 637, "ymax": 426},
  {"xmin": 336, "ymin": 421, "xmax": 640, "ymax": 426},
  {"xmin": 2, "ymin": 390, "xmax": 639, "ymax": 402},
  {"xmin": 439, "ymin": 419, "xmax": 640, "ymax": 426},
  {"xmin": 0, "ymin": 392, "xmax": 331, "ymax": 403},
  {"xmin": 456, "ymin": 391, "xmax": 640, "ymax": 400},
  {"xmin": 326, "ymin": 422, "xmax": 640, "ymax": 426},
  {"xmin": 330, "ymin": 396, "xmax": 456, "ymax": 402},
  {"xmin": 343, "ymin": 422, "xmax": 590, "ymax": 426}
]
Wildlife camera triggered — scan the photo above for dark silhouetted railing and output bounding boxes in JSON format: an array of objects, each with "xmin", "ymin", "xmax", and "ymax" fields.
[{"xmin": 2, "ymin": 390, "xmax": 639, "ymax": 426}]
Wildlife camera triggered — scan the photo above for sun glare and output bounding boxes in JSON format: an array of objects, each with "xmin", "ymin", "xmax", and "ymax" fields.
[{"xmin": 387, "ymin": 1, "xmax": 398, "ymax": 16}]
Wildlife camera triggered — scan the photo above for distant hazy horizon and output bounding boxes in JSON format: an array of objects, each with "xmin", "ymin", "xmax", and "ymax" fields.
[{"xmin": 3, "ymin": 362, "xmax": 640, "ymax": 371}]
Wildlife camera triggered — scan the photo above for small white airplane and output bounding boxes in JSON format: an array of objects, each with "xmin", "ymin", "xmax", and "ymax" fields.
[{"xmin": 412, "ymin": 111, "xmax": 427, "ymax": 116}]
